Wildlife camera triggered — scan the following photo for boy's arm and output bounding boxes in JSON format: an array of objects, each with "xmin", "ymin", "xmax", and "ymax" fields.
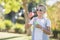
[
  {"xmin": 36, "ymin": 24, "xmax": 51, "ymax": 35},
  {"xmin": 25, "ymin": 18, "xmax": 34, "ymax": 30},
  {"xmin": 42, "ymin": 26, "xmax": 51, "ymax": 35},
  {"xmin": 25, "ymin": 23, "xmax": 32, "ymax": 30}
]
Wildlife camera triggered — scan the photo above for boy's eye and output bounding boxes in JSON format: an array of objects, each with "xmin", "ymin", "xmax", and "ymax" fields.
[
  {"xmin": 40, "ymin": 9, "xmax": 42, "ymax": 11},
  {"xmin": 37, "ymin": 9, "xmax": 42, "ymax": 12}
]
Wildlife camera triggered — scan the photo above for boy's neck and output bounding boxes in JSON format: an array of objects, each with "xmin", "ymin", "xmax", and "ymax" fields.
[{"xmin": 37, "ymin": 16, "xmax": 43, "ymax": 19}]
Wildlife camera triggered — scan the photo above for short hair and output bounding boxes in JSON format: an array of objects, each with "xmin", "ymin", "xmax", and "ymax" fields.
[{"xmin": 36, "ymin": 4, "xmax": 47, "ymax": 12}]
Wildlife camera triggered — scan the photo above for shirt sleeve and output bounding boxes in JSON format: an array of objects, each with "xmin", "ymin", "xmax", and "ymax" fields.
[
  {"xmin": 46, "ymin": 19, "xmax": 51, "ymax": 27},
  {"xmin": 29, "ymin": 18, "xmax": 34, "ymax": 25}
]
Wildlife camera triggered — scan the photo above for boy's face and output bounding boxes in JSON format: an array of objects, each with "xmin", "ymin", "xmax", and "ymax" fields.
[
  {"xmin": 36, "ymin": 6, "xmax": 46, "ymax": 16},
  {"xmin": 37, "ymin": 10, "xmax": 44, "ymax": 16}
]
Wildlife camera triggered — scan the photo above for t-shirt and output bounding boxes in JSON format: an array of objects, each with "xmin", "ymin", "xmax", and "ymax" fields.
[{"xmin": 29, "ymin": 17, "xmax": 51, "ymax": 40}]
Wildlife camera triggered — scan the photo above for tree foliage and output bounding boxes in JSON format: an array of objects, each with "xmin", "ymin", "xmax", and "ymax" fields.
[
  {"xmin": 0, "ymin": 0, "xmax": 22, "ymax": 14},
  {"xmin": 47, "ymin": 2, "xmax": 60, "ymax": 31}
]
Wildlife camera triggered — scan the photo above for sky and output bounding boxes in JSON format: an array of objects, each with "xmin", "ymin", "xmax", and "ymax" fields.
[{"xmin": 46, "ymin": 0, "xmax": 60, "ymax": 6}]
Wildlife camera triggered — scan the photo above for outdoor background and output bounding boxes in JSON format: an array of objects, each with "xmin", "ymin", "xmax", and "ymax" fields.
[{"xmin": 0, "ymin": 0, "xmax": 60, "ymax": 40}]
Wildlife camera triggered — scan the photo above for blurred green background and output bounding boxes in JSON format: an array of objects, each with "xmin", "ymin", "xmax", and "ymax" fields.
[{"xmin": 0, "ymin": 0, "xmax": 60, "ymax": 40}]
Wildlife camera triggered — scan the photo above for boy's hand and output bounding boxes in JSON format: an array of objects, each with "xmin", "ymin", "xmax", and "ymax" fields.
[
  {"xmin": 36, "ymin": 24, "xmax": 42, "ymax": 29},
  {"xmin": 35, "ymin": 21, "xmax": 42, "ymax": 29},
  {"xmin": 28, "ymin": 12, "xmax": 34, "ymax": 19}
]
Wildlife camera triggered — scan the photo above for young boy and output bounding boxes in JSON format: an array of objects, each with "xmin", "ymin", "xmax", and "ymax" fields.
[{"xmin": 25, "ymin": 5, "xmax": 51, "ymax": 40}]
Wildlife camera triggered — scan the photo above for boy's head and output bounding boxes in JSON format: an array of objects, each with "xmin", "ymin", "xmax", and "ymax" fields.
[{"xmin": 36, "ymin": 5, "xmax": 46, "ymax": 16}]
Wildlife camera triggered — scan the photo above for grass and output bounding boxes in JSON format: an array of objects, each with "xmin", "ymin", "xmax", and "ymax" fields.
[{"xmin": 0, "ymin": 32, "xmax": 58, "ymax": 40}]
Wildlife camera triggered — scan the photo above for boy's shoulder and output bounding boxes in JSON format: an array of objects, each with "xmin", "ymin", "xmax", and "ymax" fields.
[
  {"xmin": 44, "ymin": 17, "xmax": 50, "ymax": 20},
  {"xmin": 43, "ymin": 17, "xmax": 51, "ymax": 22}
]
